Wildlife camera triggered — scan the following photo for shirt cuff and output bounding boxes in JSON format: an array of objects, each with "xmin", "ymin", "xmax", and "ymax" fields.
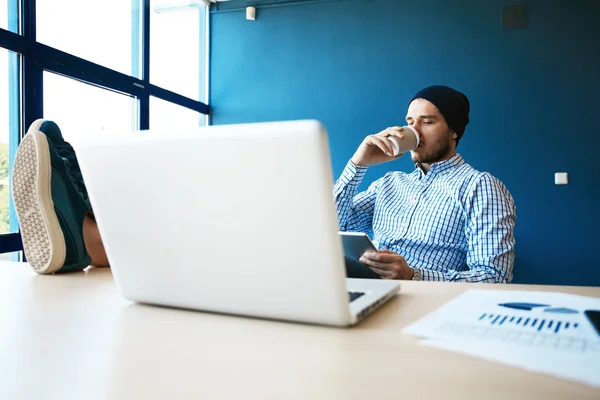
[
  {"xmin": 339, "ymin": 160, "xmax": 368, "ymax": 187},
  {"xmin": 411, "ymin": 268, "xmax": 423, "ymax": 281}
]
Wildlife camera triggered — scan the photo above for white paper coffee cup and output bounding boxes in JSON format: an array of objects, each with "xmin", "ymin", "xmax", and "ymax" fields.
[{"xmin": 389, "ymin": 126, "xmax": 420, "ymax": 156}]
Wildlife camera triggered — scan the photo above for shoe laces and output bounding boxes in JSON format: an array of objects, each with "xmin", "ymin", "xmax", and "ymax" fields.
[{"xmin": 54, "ymin": 141, "xmax": 90, "ymax": 206}]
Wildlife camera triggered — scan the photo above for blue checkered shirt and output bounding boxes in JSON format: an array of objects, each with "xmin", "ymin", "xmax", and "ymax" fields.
[{"xmin": 334, "ymin": 154, "xmax": 516, "ymax": 283}]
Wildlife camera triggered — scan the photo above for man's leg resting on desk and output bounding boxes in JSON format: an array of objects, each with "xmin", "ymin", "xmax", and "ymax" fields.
[
  {"xmin": 83, "ymin": 213, "xmax": 109, "ymax": 268},
  {"xmin": 12, "ymin": 119, "xmax": 110, "ymax": 273}
]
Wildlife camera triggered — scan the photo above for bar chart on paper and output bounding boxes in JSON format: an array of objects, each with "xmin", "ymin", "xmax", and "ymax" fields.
[
  {"xmin": 403, "ymin": 290, "xmax": 600, "ymax": 388},
  {"xmin": 405, "ymin": 291, "xmax": 600, "ymax": 354},
  {"xmin": 478, "ymin": 312, "xmax": 579, "ymax": 334}
]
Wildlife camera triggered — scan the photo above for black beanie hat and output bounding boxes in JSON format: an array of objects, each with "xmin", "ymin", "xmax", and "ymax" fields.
[{"xmin": 410, "ymin": 85, "xmax": 470, "ymax": 140}]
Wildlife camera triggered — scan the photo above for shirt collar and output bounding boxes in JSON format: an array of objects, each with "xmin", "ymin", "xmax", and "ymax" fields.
[{"xmin": 415, "ymin": 154, "xmax": 464, "ymax": 176}]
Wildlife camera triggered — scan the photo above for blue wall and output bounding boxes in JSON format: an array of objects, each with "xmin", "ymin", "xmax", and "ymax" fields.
[{"xmin": 210, "ymin": 0, "xmax": 600, "ymax": 286}]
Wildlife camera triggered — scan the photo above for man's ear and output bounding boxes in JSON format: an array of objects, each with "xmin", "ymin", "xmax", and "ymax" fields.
[{"xmin": 451, "ymin": 130, "xmax": 458, "ymax": 140}]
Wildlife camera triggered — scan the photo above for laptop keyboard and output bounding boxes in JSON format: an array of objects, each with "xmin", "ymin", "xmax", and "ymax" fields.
[{"xmin": 348, "ymin": 291, "xmax": 365, "ymax": 302}]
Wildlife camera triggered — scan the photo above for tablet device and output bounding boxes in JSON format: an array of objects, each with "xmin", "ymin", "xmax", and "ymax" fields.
[
  {"xmin": 584, "ymin": 310, "xmax": 600, "ymax": 337},
  {"xmin": 339, "ymin": 232, "xmax": 381, "ymax": 279}
]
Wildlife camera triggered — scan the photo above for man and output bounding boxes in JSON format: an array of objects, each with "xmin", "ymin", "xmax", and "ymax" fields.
[
  {"xmin": 12, "ymin": 120, "xmax": 109, "ymax": 274},
  {"xmin": 334, "ymin": 85, "xmax": 516, "ymax": 282}
]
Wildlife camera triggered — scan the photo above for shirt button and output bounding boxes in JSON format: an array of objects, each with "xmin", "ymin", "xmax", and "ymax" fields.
[{"xmin": 401, "ymin": 222, "xmax": 408, "ymax": 228}]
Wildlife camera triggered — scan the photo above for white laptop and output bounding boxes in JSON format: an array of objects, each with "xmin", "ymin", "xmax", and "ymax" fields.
[{"xmin": 75, "ymin": 120, "xmax": 400, "ymax": 326}]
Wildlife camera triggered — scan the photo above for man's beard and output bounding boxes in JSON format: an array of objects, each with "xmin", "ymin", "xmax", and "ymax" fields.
[{"xmin": 411, "ymin": 136, "xmax": 452, "ymax": 165}]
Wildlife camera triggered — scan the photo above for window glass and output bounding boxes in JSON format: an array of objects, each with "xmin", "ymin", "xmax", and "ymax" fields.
[
  {"xmin": 150, "ymin": 1, "xmax": 206, "ymax": 101},
  {"xmin": 150, "ymin": 96, "xmax": 205, "ymax": 131},
  {"xmin": 0, "ymin": 0, "xmax": 19, "ymax": 33},
  {"xmin": 43, "ymin": 72, "xmax": 135, "ymax": 145},
  {"xmin": 37, "ymin": 0, "xmax": 139, "ymax": 76},
  {"xmin": 0, "ymin": 251, "xmax": 21, "ymax": 262},
  {"xmin": 0, "ymin": 47, "xmax": 19, "ymax": 234}
]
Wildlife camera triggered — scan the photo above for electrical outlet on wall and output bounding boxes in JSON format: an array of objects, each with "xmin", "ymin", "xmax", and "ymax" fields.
[{"xmin": 555, "ymin": 172, "xmax": 568, "ymax": 185}]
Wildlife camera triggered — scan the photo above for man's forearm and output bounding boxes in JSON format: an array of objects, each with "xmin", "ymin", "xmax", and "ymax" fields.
[
  {"xmin": 411, "ymin": 266, "xmax": 509, "ymax": 283},
  {"xmin": 333, "ymin": 160, "xmax": 371, "ymax": 232}
]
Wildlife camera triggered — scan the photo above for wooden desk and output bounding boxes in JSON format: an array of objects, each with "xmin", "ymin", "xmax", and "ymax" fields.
[{"xmin": 0, "ymin": 261, "xmax": 598, "ymax": 399}]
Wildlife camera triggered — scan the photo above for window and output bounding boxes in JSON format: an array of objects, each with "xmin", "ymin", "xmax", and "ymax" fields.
[
  {"xmin": 0, "ymin": 251, "xmax": 21, "ymax": 261},
  {"xmin": 43, "ymin": 72, "xmax": 135, "ymax": 144},
  {"xmin": 1, "ymin": 0, "xmax": 18, "ymax": 33},
  {"xmin": 0, "ymin": 47, "xmax": 19, "ymax": 235},
  {"xmin": 150, "ymin": 96, "xmax": 206, "ymax": 131},
  {"xmin": 37, "ymin": 0, "xmax": 139, "ymax": 76},
  {"xmin": 151, "ymin": 1, "xmax": 207, "ymax": 102},
  {"xmin": 0, "ymin": 1, "xmax": 209, "ymax": 256},
  {"xmin": 0, "ymin": 48, "xmax": 9, "ymax": 234}
]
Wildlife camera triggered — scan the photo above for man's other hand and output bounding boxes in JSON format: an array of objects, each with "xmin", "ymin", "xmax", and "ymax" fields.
[{"xmin": 359, "ymin": 249, "xmax": 414, "ymax": 280}]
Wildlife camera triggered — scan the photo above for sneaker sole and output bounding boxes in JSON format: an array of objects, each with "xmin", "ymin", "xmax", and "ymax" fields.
[{"xmin": 12, "ymin": 129, "xmax": 67, "ymax": 274}]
